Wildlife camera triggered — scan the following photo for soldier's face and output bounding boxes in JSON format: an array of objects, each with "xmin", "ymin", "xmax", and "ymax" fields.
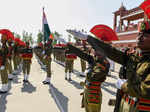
[
  {"xmin": 1, "ymin": 35, "xmax": 7, "ymax": 43},
  {"xmin": 137, "ymin": 32, "xmax": 150, "ymax": 51}
]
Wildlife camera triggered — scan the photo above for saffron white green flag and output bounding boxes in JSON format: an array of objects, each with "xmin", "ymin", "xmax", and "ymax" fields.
[{"xmin": 42, "ymin": 8, "xmax": 51, "ymax": 41}]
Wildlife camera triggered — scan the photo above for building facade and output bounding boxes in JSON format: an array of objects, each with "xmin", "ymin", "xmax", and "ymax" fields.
[{"xmin": 112, "ymin": 4, "xmax": 144, "ymax": 48}]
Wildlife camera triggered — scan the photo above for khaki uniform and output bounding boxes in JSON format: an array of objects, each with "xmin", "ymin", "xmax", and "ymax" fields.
[
  {"xmin": 0, "ymin": 44, "xmax": 8, "ymax": 84},
  {"xmin": 13, "ymin": 44, "xmax": 20, "ymax": 72},
  {"xmin": 6, "ymin": 43, "xmax": 13, "ymax": 76},
  {"xmin": 87, "ymin": 36, "xmax": 150, "ymax": 112},
  {"xmin": 43, "ymin": 43, "xmax": 52, "ymax": 78},
  {"xmin": 21, "ymin": 46, "xmax": 33, "ymax": 81},
  {"xmin": 80, "ymin": 47, "xmax": 88, "ymax": 74},
  {"xmin": 67, "ymin": 44, "xmax": 110, "ymax": 112},
  {"xmin": 53, "ymin": 45, "xmax": 65, "ymax": 63},
  {"xmin": 22, "ymin": 60, "xmax": 31, "ymax": 74},
  {"xmin": 65, "ymin": 58, "xmax": 74, "ymax": 73},
  {"xmin": 80, "ymin": 58, "xmax": 86, "ymax": 73},
  {"xmin": 43, "ymin": 57, "xmax": 52, "ymax": 77},
  {"xmin": 42, "ymin": 40, "xmax": 53, "ymax": 84},
  {"xmin": 65, "ymin": 47, "xmax": 76, "ymax": 80}
]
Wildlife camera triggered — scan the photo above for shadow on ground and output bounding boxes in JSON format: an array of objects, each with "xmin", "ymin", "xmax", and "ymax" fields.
[
  {"xmin": 11, "ymin": 75, "xmax": 22, "ymax": 84},
  {"xmin": 103, "ymin": 82, "xmax": 117, "ymax": 89},
  {"xmin": 49, "ymin": 84, "xmax": 69, "ymax": 112},
  {"xmin": 0, "ymin": 81, "xmax": 12, "ymax": 112},
  {"xmin": 101, "ymin": 82, "xmax": 116, "ymax": 96},
  {"xmin": 21, "ymin": 82, "xmax": 36, "ymax": 93},
  {"xmin": 67, "ymin": 80, "xmax": 83, "ymax": 89}
]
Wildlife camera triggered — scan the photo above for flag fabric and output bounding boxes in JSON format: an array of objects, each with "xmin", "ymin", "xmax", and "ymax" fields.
[
  {"xmin": 42, "ymin": 8, "xmax": 51, "ymax": 42},
  {"xmin": 49, "ymin": 33, "xmax": 54, "ymax": 40},
  {"xmin": 140, "ymin": 0, "xmax": 150, "ymax": 19}
]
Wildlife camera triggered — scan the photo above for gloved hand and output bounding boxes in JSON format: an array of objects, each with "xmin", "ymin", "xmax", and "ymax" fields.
[
  {"xmin": 66, "ymin": 29, "xmax": 88, "ymax": 40},
  {"xmin": 0, "ymin": 66, "xmax": 5, "ymax": 70},
  {"xmin": 116, "ymin": 78, "xmax": 127, "ymax": 89},
  {"xmin": 43, "ymin": 56, "xmax": 47, "ymax": 59},
  {"xmin": 42, "ymin": 50, "xmax": 45, "ymax": 55}
]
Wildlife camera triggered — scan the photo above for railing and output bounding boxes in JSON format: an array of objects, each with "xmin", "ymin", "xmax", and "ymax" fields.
[{"xmin": 116, "ymin": 24, "xmax": 138, "ymax": 33}]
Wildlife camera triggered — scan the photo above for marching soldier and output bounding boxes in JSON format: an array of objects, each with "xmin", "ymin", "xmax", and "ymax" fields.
[
  {"xmin": 0, "ymin": 34, "xmax": 9, "ymax": 93},
  {"xmin": 21, "ymin": 41, "xmax": 33, "ymax": 82},
  {"xmin": 37, "ymin": 42, "xmax": 45, "ymax": 67},
  {"xmin": 67, "ymin": 43, "xmax": 110, "ymax": 112},
  {"xmin": 6, "ymin": 37, "xmax": 14, "ymax": 80},
  {"xmin": 12, "ymin": 38, "xmax": 21, "ymax": 75},
  {"xmin": 42, "ymin": 39, "xmax": 53, "ymax": 84}
]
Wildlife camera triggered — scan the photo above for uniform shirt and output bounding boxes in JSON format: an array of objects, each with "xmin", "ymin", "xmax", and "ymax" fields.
[
  {"xmin": 21, "ymin": 47, "xmax": 33, "ymax": 60},
  {"xmin": 67, "ymin": 44, "xmax": 110, "ymax": 82},
  {"xmin": 44, "ymin": 44, "xmax": 52, "ymax": 57},
  {"xmin": 7, "ymin": 43, "xmax": 13, "ymax": 59},
  {"xmin": 13, "ymin": 44, "xmax": 20, "ymax": 56},
  {"xmin": 0, "ymin": 44, "xmax": 8, "ymax": 66}
]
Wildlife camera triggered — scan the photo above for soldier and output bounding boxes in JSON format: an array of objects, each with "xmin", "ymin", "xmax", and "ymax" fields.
[
  {"xmin": 80, "ymin": 42, "xmax": 88, "ymax": 77},
  {"xmin": 113, "ymin": 48, "xmax": 129, "ymax": 112},
  {"xmin": 21, "ymin": 41, "xmax": 33, "ymax": 82},
  {"xmin": 67, "ymin": 43, "xmax": 110, "ymax": 112},
  {"xmin": 6, "ymin": 36, "xmax": 14, "ymax": 80},
  {"xmin": 37, "ymin": 42, "xmax": 45, "ymax": 68},
  {"xmin": 65, "ymin": 45, "xmax": 77, "ymax": 81},
  {"xmin": 0, "ymin": 34, "xmax": 9, "ymax": 93},
  {"xmin": 81, "ymin": 21, "xmax": 150, "ymax": 112},
  {"xmin": 12, "ymin": 38, "xmax": 21, "ymax": 75},
  {"xmin": 80, "ymin": 57, "xmax": 86, "ymax": 76},
  {"xmin": 42, "ymin": 39, "xmax": 53, "ymax": 84}
]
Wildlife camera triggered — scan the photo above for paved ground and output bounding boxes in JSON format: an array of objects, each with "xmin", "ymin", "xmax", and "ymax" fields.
[{"xmin": 0, "ymin": 56, "xmax": 121, "ymax": 112}]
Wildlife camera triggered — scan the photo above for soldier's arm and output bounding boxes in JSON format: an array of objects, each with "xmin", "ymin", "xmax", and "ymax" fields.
[
  {"xmin": 1, "ymin": 47, "xmax": 8, "ymax": 66},
  {"xmin": 1, "ymin": 55, "xmax": 6, "ymax": 66},
  {"xmin": 122, "ymin": 73, "xmax": 150, "ymax": 98},
  {"xmin": 67, "ymin": 44, "xmax": 94, "ymax": 65},
  {"xmin": 87, "ymin": 35, "xmax": 128, "ymax": 65}
]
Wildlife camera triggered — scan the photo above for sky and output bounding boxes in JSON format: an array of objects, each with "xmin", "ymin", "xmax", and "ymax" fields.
[{"xmin": 0, "ymin": 0, "xmax": 144, "ymax": 41}]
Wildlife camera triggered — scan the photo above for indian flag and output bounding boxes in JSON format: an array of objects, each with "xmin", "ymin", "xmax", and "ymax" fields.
[{"xmin": 42, "ymin": 8, "xmax": 51, "ymax": 41}]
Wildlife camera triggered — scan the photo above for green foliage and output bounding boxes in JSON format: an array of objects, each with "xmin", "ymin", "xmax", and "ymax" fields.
[
  {"xmin": 68, "ymin": 34, "xmax": 72, "ymax": 42},
  {"xmin": 54, "ymin": 31, "xmax": 61, "ymax": 37},
  {"xmin": 36, "ymin": 30, "xmax": 63, "ymax": 45},
  {"xmin": 37, "ymin": 30, "xmax": 44, "ymax": 43},
  {"xmin": 22, "ymin": 30, "xmax": 33, "ymax": 44},
  {"xmin": 13, "ymin": 32, "xmax": 21, "ymax": 38},
  {"xmin": 52, "ymin": 31, "xmax": 62, "ymax": 45}
]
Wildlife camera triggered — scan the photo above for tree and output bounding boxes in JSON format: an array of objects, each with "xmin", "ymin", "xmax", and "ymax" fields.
[
  {"xmin": 13, "ymin": 32, "xmax": 21, "ymax": 38},
  {"xmin": 53, "ymin": 31, "xmax": 62, "ymax": 44},
  {"xmin": 22, "ymin": 30, "xmax": 33, "ymax": 44},
  {"xmin": 37, "ymin": 30, "xmax": 44, "ymax": 44},
  {"xmin": 68, "ymin": 34, "xmax": 72, "ymax": 42}
]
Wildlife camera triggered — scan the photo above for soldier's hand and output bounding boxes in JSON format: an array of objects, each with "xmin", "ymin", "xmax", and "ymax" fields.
[
  {"xmin": 80, "ymin": 81, "xmax": 85, "ymax": 87},
  {"xmin": 116, "ymin": 79, "xmax": 127, "ymax": 89},
  {"xmin": 43, "ymin": 56, "xmax": 46, "ymax": 59},
  {"xmin": 42, "ymin": 50, "xmax": 45, "ymax": 55}
]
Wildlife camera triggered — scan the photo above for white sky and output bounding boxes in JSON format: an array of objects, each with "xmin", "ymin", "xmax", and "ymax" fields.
[{"xmin": 0, "ymin": 0, "xmax": 143, "ymax": 41}]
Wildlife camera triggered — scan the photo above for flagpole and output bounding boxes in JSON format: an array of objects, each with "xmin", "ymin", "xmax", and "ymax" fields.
[{"xmin": 42, "ymin": 7, "xmax": 45, "ymax": 44}]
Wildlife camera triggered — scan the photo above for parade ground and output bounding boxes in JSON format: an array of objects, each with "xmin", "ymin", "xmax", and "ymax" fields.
[{"xmin": 0, "ymin": 56, "xmax": 121, "ymax": 112}]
